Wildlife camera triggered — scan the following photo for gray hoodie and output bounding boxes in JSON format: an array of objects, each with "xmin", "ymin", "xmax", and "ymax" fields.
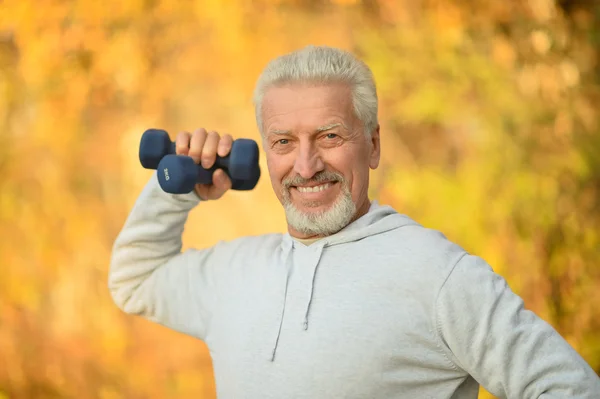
[{"xmin": 109, "ymin": 173, "xmax": 600, "ymax": 398}]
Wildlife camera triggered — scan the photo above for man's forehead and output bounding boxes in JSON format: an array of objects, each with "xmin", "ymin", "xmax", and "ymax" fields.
[
  {"xmin": 261, "ymin": 84, "xmax": 354, "ymax": 134},
  {"xmin": 268, "ymin": 122, "xmax": 348, "ymax": 135}
]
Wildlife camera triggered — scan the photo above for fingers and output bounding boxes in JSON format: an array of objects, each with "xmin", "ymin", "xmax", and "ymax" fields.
[
  {"xmin": 188, "ymin": 129, "xmax": 232, "ymax": 168},
  {"xmin": 194, "ymin": 169, "xmax": 232, "ymax": 201},
  {"xmin": 218, "ymin": 134, "xmax": 233, "ymax": 158},
  {"xmin": 175, "ymin": 131, "xmax": 192, "ymax": 156},
  {"xmin": 201, "ymin": 131, "xmax": 220, "ymax": 168},
  {"xmin": 177, "ymin": 128, "xmax": 234, "ymax": 200},
  {"xmin": 188, "ymin": 128, "xmax": 208, "ymax": 164},
  {"xmin": 208, "ymin": 169, "xmax": 232, "ymax": 199}
]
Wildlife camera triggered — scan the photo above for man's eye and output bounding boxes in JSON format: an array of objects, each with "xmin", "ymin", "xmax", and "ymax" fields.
[
  {"xmin": 325, "ymin": 133, "xmax": 338, "ymax": 139},
  {"xmin": 277, "ymin": 139, "xmax": 289, "ymax": 145}
]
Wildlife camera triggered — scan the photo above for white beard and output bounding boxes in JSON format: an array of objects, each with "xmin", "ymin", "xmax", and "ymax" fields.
[{"xmin": 281, "ymin": 172, "xmax": 356, "ymax": 236}]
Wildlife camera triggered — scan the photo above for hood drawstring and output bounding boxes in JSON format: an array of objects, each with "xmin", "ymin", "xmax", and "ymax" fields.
[
  {"xmin": 270, "ymin": 239, "xmax": 293, "ymax": 362},
  {"xmin": 303, "ymin": 242, "xmax": 326, "ymax": 330}
]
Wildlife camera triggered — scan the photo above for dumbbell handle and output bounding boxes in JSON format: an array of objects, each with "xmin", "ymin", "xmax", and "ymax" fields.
[{"xmin": 157, "ymin": 154, "xmax": 260, "ymax": 194}]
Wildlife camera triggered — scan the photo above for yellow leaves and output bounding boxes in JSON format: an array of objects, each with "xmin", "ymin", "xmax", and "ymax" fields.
[
  {"xmin": 430, "ymin": 1, "xmax": 465, "ymax": 46},
  {"xmin": 99, "ymin": 386, "xmax": 123, "ymax": 399},
  {"xmin": 72, "ymin": 0, "xmax": 114, "ymax": 27},
  {"xmin": 479, "ymin": 387, "xmax": 498, "ymax": 399},
  {"xmin": 530, "ymin": 30, "xmax": 552, "ymax": 55},
  {"xmin": 517, "ymin": 64, "xmax": 540, "ymax": 97},
  {"xmin": 98, "ymin": 30, "xmax": 146, "ymax": 95},
  {"xmin": 527, "ymin": 0, "xmax": 557, "ymax": 23},
  {"xmin": 516, "ymin": 61, "xmax": 573, "ymax": 103},
  {"xmin": 0, "ymin": 1, "xmax": 599, "ymax": 398},
  {"xmin": 492, "ymin": 36, "xmax": 517, "ymax": 69},
  {"xmin": 559, "ymin": 60, "xmax": 580, "ymax": 88},
  {"xmin": 4, "ymin": 264, "xmax": 42, "ymax": 313},
  {"xmin": 331, "ymin": 0, "xmax": 360, "ymax": 5},
  {"xmin": 172, "ymin": 370, "xmax": 211, "ymax": 396},
  {"xmin": 49, "ymin": 269, "xmax": 88, "ymax": 337},
  {"xmin": 554, "ymin": 110, "xmax": 574, "ymax": 141}
]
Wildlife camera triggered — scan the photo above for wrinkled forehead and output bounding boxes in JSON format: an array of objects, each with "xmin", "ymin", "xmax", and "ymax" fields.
[{"xmin": 261, "ymin": 83, "xmax": 355, "ymax": 133}]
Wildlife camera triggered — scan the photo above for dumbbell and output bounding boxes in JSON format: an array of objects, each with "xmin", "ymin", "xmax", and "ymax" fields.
[{"xmin": 139, "ymin": 128, "xmax": 261, "ymax": 193}]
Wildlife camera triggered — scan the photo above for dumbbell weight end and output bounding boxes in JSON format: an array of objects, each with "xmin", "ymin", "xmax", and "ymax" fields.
[{"xmin": 139, "ymin": 129, "xmax": 176, "ymax": 169}]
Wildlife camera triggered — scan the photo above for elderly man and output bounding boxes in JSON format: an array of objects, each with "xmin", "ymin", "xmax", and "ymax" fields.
[{"xmin": 109, "ymin": 46, "xmax": 600, "ymax": 398}]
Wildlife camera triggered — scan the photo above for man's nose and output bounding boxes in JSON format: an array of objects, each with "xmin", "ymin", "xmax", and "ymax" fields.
[{"xmin": 293, "ymin": 142, "xmax": 325, "ymax": 179}]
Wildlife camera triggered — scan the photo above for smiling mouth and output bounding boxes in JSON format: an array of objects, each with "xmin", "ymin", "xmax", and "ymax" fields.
[
  {"xmin": 291, "ymin": 181, "xmax": 341, "ymax": 195},
  {"xmin": 295, "ymin": 183, "xmax": 333, "ymax": 193}
]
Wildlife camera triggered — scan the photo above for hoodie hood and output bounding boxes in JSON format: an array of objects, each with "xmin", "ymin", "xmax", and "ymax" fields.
[
  {"xmin": 283, "ymin": 200, "xmax": 418, "ymax": 248},
  {"xmin": 268, "ymin": 200, "xmax": 419, "ymax": 361}
]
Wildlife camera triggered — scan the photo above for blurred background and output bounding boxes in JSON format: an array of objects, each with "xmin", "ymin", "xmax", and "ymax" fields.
[{"xmin": 1, "ymin": 0, "xmax": 599, "ymax": 398}]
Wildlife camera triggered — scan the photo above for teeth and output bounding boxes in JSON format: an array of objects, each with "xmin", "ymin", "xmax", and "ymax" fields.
[{"xmin": 297, "ymin": 183, "xmax": 331, "ymax": 193}]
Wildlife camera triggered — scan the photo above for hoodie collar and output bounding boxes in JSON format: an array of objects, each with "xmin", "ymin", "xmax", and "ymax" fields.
[{"xmin": 282, "ymin": 200, "xmax": 418, "ymax": 248}]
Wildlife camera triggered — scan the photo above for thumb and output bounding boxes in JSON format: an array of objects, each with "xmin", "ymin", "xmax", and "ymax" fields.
[{"xmin": 210, "ymin": 169, "xmax": 232, "ymax": 198}]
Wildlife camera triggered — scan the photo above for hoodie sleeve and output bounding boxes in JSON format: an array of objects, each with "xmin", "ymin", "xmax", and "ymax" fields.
[
  {"xmin": 435, "ymin": 253, "xmax": 600, "ymax": 398},
  {"xmin": 108, "ymin": 173, "xmax": 225, "ymax": 340}
]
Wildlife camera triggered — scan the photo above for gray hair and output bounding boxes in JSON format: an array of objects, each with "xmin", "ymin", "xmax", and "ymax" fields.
[{"xmin": 252, "ymin": 45, "xmax": 378, "ymax": 138}]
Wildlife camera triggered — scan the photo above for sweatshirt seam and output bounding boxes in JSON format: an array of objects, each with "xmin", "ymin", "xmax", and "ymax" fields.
[{"xmin": 433, "ymin": 251, "xmax": 468, "ymax": 372}]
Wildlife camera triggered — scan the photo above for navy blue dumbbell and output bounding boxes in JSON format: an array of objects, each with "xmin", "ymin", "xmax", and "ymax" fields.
[
  {"xmin": 139, "ymin": 128, "xmax": 260, "ymax": 193},
  {"xmin": 156, "ymin": 154, "xmax": 260, "ymax": 194}
]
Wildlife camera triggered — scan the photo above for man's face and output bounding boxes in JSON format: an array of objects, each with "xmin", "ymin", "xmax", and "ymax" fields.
[{"xmin": 261, "ymin": 83, "xmax": 380, "ymax": 238}]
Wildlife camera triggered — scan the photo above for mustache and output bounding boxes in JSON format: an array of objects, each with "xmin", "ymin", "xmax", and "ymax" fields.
[{"xmin": 282, "ymin": 171, "xmax": 344, "ymax": 188}]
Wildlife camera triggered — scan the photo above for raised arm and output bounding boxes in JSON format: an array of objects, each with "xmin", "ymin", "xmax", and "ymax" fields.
[
  {"xmin": 108, "ymin": 173, "xmax": 225, "ymax": 339},
  {"xmin": 109, "ymin": 128, "xmax": 236, "ymax": 339},
  {"xmin": 436, "ymin": 254, "xmax": 600, "ymax": 398}
]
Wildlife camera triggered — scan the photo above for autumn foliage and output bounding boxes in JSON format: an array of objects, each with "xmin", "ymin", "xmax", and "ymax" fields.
[{"xmin": 0, "ymin": 1, "xmax": 598, "ymax": 398}]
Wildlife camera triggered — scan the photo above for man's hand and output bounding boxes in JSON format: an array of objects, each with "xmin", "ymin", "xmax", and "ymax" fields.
[{"xmin": 175, "ymin": 128, "xmax": 233, "ymax": 200}]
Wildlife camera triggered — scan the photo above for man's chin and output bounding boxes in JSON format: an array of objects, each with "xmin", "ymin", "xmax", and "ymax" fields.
[
  {"xmin": 283, "ymin": 190, "xmax": 357, "ymax": 237},
  {"xmin": 291, "ymin": 200, "xmax": 335, "ymax": 213}
]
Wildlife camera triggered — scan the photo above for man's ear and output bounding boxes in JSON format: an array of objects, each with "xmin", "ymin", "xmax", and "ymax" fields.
[{"xmin": 369, "ymin": 124, "xmax": 381, "ymax": 170}]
